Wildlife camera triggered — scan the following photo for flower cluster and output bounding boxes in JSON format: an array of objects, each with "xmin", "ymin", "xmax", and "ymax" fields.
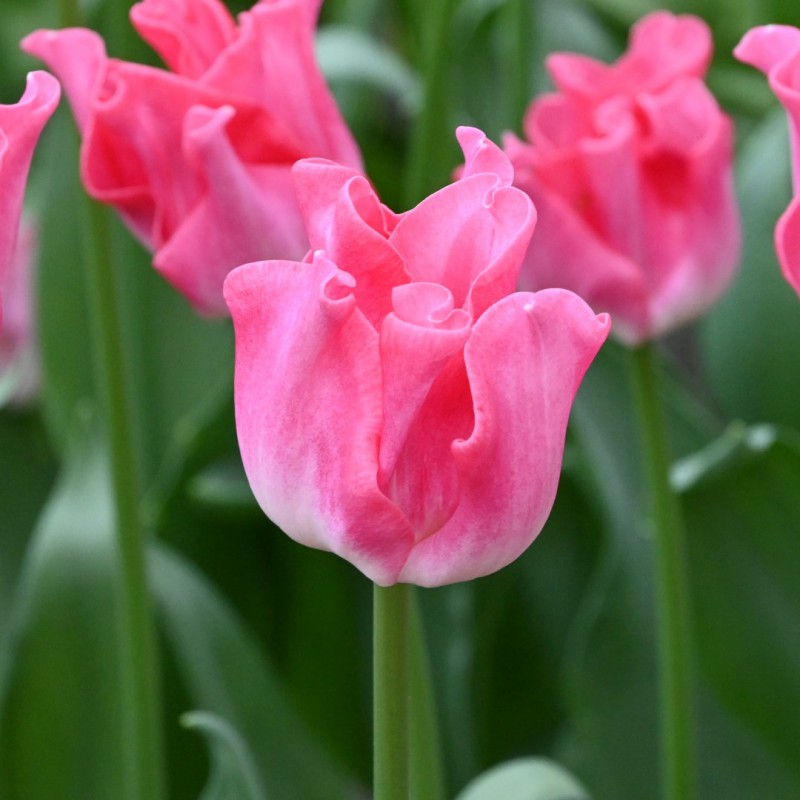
[{"xmin": 11, "ymin": 4, "xmax": 756, "ymax": 586}]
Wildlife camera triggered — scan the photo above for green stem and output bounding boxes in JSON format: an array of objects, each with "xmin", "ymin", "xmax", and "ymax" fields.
[
  {"xmin": 630, "ymin": 343, "xmax": 695, "ymax": 800},
  {"xmin": 409, "ymin": 591, "xmax": 446, "ymax": 800},
  {"xmin": 374, "ymin": 582, "xmax": 411, "ymax": 800},
  {"xmin": 82, "ymin": 199, "xmax": 165, "ymax": 800},
  {"xmin": 404, "ymin": 0, "xmax": 459, "ymax": 206}
]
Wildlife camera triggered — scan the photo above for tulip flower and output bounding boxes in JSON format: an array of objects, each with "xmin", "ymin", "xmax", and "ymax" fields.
[
  {"xmin": 735, "ymin": 25, "xmax": 800, "ymax": 296},
  {"xmin": 23, "ymin": 0, "xmax": 362, "ymax": 316},
  {"xmin": 1, "ymin": 72, "xmax": 59, "ymax": 332},
  {"xmin": 224, "ymin": 128, "xmax": 610, "ymax": 587},
  {"xmin": 505, "ymin": 11, "xmax": 739, "ymax": 344}
]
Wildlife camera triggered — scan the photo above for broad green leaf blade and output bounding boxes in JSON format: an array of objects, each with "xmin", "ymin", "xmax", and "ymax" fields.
[
  {"xmin": 456, "ymin": 758, "xmax": 590, "ymax": 800},
  {"xmin": 151, "ymin": 545, "xmax": 356, "ymax": 800},
  {"xmin": 0, "ymin": 440, "xmax": 126, "ymax": 799},
  {"xmin": 681, "ymin": 428, "xmax": 800, "ymax": 786},
  {"xmin": 182, "ymin": 711, "xmax": 267, "ymax": 800},
  {"xmin": 560, "ymin": 344, "xmax": 798, "ymax": 797}
]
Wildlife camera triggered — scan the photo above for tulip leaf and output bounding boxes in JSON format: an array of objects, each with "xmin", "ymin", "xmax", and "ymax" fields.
[
  {"xmin": 455, "ymin": 758, "xmax": 590, "ymax": 800},
  {"xmin": 150, "ymin": 544, "xmax": 356, "ymax": 800},
  {"xmin": 317, "ymin": 25, "xmax": 421, "ymax": 113},
  {"xmin": 0, "ymin": 438, "xmax": 126, "ymax": 799},
  {"xmin": 561, "ymin": 343, "xmax": 798, "ymax": 797},
  {"xmin": 182, "ymin": 711, "xmax": 267, "ymax": 800},
  {"xmin": 681, "ymin": 427, "xmax": 800, "ymax": 786}
]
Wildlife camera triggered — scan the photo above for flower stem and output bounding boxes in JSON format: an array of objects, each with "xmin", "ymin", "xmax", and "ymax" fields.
[
  {"xmin": 82, "ymin": 198, "xmax": 165, "ymax": 800},
  {"xmin": 374, "ymin": 582, "xmax": 411, "ymax": 800},
  {"xmin": 630, "ymin": 343, "xmax": 696, "ymax": 800},
  {"xmin": 409, "ymin": 591, "xmax": 446, "ymax": 800}
]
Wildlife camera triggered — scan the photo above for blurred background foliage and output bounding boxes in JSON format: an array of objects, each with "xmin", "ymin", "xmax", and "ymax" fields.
[{"xmin": 1, "ymin": 0, "xmax": 800, "ymax": 797}]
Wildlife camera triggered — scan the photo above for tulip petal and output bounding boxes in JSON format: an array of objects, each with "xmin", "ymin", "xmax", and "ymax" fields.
[
  {"xmin": 547, "ymin": 11, "xmax": 710, "ymax": 101},
  {"xmin": 0, "ymin": 71, "xmax": 60, "ymax": 288},
  {"xmin": 511, "ymin": 165, "xmax": 648, "ymax": 344},
  {"xmin": 154, "ymin": 105, "xmax": 307, "ymax": 315},
  {"xmin": 734, "ymin": 24, "xmax": 800, "ymax": 75},
  {"xmin": 293, "ymin": 159, "xmax": 407, "ymax": 326},
  {"xmin": 457, "ymin": 125, "xmax": 514, "ymax": 185},
  {"xmin": 378, "ymin": 283, "xmax": 472, "ymax": 538},
  {"xmin": 205, "ymin": 0, "xmax": 362, "ymax": 170},
  {"xmin": 776, "ymin": 196, "xmax": 800, "ymax": 295},
  {"xmin": 130, "ymin": 0, "xmax": 237, "ymax": 79},
  {"xmin": 22, "ymin": 29, "xmax": 101, "ymax": 134},
  {"xmin": 390, "ymin": 175, "xmax": 535, "ymax": 318},
  {"xmin": 399, "ymin": 290, "xmax": 609, "ymax": 586},
  {"xmin": 225, "ymin": 253, "xmax": 415, "ymax": 586}
]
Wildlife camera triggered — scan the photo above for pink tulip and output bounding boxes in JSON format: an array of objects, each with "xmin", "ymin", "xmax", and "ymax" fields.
[
  {"xmin": 0, "ymin": 72, "xmax": 59, "ymax": 331},
  {"xmin": 505, "ymin": 11, "xmax": 739, "ymax": 344},
  {"xmin": 735, "ymin": 25, "xmax": 800, "ymax": 296},
  {"xmin": 22, "ymin": 0, "xmax": 362, "ymax": 316},
  {"xmin": 224, "ymin": 128, "xmax": 610, "ymax": 587}
]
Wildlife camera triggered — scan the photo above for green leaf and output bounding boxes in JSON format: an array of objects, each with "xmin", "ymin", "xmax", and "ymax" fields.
[
  {"xmin": 182, "ymin": 711, "xmax": 267, "ymax": 800},
  {"xmin": 0, "ymin": 437, "xmax": 126, "ymax": 799},
  {"xmin": 456, "ymin": 758, "xmax": 590, "ymax": 800},
  {"xmin": 151, "ymin": 545, "xmax": 357, "ymax": 800},
  {"xmin": 559, "ymin": 344, "xmax": 798, "ymax": 797},
  {"xmin": 681, "ymin": 427, "xmax": 800, "ymax": 787},
  {"xmin": 317, "ymin": 25, "xmax": 421, "ymax": 114}
]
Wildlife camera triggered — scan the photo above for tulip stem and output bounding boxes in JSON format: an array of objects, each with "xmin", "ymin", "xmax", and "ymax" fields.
[
  {"xmin": 374, "ymin": 582, "xmax": 411, "ymax": 800},
  {"xmin": 630, "ymin": 343, "xmax": 696, "ymax": 800},
  {"xmin": 82, "ymin": 198, "xmax": 165, "ymax": 800},
  {"xmin": 409, "ymin": 591, "xmax": 446, "ymax": 800}
]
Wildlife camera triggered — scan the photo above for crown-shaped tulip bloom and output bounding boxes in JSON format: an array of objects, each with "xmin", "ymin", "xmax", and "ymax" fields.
[
  {"xmin": 224, "ymin": 128, "xmax": 610, "ymax": 587},
  {"xmin": 506, "ymin": 11, "xmax": 739, "ymax": 344},
  {"xmin": 1, "ymin": 72, "xmax": 59, "ymax": 331},
  {"xmin": 23, "ymin": 0, "xmax": 361, "ymax": 316},
  {"xmin": 735, "ymin": 25, "xmax": 800, "ymax": 296}
]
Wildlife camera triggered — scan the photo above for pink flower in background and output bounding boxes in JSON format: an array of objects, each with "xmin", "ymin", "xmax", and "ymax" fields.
[
  {"xmin": 505, "ymin": 11, "xmax": 739, "ymax": 344},
  {"xmin": 23, "ymin": 0, "xmax": 362, "ymax": 316},
  {"xmin": 735, "ymin": 25, "xmax": 800, "ymax": 296},
  {"xmin": 0, "ymin": 71, "xmax": 59, "ymax": 332},
  {"xmin": 0, "ymin": 220, "xmax": 40, "ymax": 406},
  {"xmin": 225, "ymin": 128, "xmax": 610, "ymax": 587}
]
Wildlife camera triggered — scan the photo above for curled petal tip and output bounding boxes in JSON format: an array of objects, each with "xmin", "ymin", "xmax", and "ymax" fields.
[{"xmin": 734, "ymin": 25, "xmax": 800, "ymax": 74}]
